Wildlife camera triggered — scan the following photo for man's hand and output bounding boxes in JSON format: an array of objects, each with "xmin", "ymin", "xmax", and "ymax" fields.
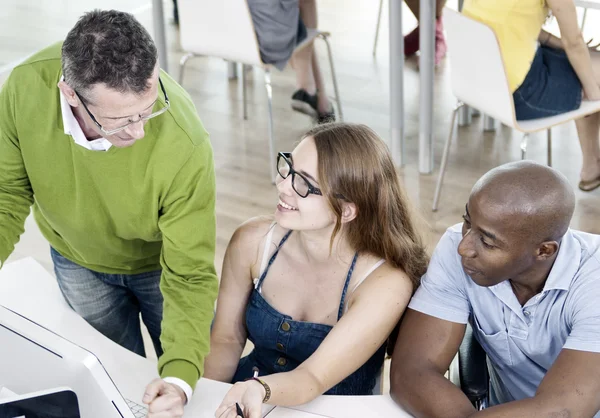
[{"xmin": 143, "ymin": 378, "xmax": 187, "ymax": 418}]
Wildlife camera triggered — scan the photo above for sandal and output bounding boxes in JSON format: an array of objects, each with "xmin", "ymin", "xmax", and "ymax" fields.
[{"xmin": 578, "ymin": 175, "xmax": 600, "ymax": 192}]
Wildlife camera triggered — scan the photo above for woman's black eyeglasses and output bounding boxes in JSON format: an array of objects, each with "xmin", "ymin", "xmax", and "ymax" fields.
[{"xmin": 276, "ymin": 152, "xmax": 322, "ymax": 198}]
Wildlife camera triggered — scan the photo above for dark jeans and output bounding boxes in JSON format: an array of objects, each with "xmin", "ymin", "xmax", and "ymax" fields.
[{"xmin": 51, "ymin": 248, "xmax": 163, "ymax": 358}]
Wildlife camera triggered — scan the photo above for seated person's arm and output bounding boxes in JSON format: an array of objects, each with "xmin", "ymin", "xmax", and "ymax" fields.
[
  {"xmin": 470, "ymin": 349, "xmax": 600, "ymax": 418},
  {"xmin": 257, "ymin": 265, "xmax": 413, "ymax": 405},
  {"xmin": 390, "ymin": 310, "xmax": 475, "ymax": 418},
  {"xmin": 390, "ymin": 228, "xmax": 477, "ymax": 418},
  {"xmin": 203, "ymin": 219, "xmax": 265, "ymax": 382},
  {"xmin": 547, "ymin": 0, "xmax": 600, "ymax": 99}
]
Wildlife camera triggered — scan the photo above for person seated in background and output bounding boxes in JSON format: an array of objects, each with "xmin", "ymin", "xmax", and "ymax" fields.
[
  {"xmin": 403, "ymin": 0, "xmax": 448, "ymax": 66},
  {"xmin": 247, "ymin": 0, "xmax": 335, "ymax": 123},
  {"xmin": 464, "ymin": 0, "xmax": 600, "ymax": 192},
  {"xmin": 204, "ymin": 123, "xmax": 429, "ymax": 418},
  {"xmin": 390, "ymin": 161, "xmax": 600, "ymax": 418}
]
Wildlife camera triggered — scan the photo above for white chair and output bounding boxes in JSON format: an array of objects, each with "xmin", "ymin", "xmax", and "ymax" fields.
[
  {"xmin": 432, "ymin": 8, "xmax": 600, "ymax": 211},
  {"xmin": 177, "ymin": 0, "xmax": 343, "ymax": 181}
]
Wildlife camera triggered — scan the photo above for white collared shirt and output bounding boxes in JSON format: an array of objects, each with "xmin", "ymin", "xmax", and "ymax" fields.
[{"xmin": 59, "ymin": 79, "xmax": 112, "ymax": 151}]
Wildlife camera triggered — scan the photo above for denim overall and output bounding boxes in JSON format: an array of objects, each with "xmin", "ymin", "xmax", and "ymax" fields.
[{"xmin": 231, "ymin": 231, "xmax": 386, "ymax": 395}]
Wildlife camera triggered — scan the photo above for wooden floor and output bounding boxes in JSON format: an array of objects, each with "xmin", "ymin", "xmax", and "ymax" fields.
[{"xmin": 3, "ymin": 0, "xmax": 600, "ymax": 395}]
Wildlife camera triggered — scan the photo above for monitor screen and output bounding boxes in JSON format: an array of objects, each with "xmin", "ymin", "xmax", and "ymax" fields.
[{"xmin": 0, "ymin": 390, "xmax": 80, "ymax": 418}]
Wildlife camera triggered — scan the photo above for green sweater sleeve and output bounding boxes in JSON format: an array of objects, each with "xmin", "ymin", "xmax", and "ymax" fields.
[
  {"xmin": 157, "ymin": 138, "xmax": 219, "ymax": 390},
  {"xmin": 0, "ymin": 72, "xmax": 34, "ymax": 266}
]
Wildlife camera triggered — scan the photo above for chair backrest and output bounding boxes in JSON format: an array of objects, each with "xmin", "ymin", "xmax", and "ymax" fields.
[
  {"xmin": 458, "ymin": 323, "xmax": 489, "ymax": 407},
  {"xmin": 443, "ymin": 8, "xmax": 516, "ymax": 127},
  {"xmin": 178, "ymin": 0, "xmax": 264, "ymax": 66}
]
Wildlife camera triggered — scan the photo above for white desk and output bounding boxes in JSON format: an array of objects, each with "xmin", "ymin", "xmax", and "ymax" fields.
[{"xmin": 0, "ymin": 257, "xmax": 413, "ymax": 417}]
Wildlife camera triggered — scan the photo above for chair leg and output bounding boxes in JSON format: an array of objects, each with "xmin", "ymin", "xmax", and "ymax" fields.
[
  {"xmin": 318, "ymin": 33, "xmax": 344, "ymax": 122},
  {"xmin": 432, "ymin": 102, "xmax": 464, "ymax": 212},
  {"xmin": 178, "ymin": 52, "xmax": 195, "ymax": 85},
  {"xmin": 547, "ymin": 129, "xmax": 552, "ymax": 167},
  {"xmin": 581, "ymin": 8, "xmax": 588, "ymax": 31},
  {"xmin": 373, "ymin": 0, "xmax": 384, "ymax": 56},
  {"xmin": 242, "ymin": 64, "xmax": 248, "ymax": 121},
  {"xmin": 264, "ymin": 69, "xmax": 277, "ymax": 183},
  {"xmin": 520, "ymin": 133, "xmax": 529, "ymax": 160}
]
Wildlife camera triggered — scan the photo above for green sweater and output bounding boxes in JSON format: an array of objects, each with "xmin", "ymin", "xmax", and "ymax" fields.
[{"xmin": 0, "ymin": 43, "xmax": 218, "ymax": 389}]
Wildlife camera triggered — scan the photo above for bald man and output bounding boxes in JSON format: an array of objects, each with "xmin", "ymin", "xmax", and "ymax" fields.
[{"xmin": 390, "ymin": 161, "xmax": 600, "ymax": 418}]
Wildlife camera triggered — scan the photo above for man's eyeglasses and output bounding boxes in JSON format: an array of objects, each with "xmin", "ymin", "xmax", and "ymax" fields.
[
  {"xmin": 74, "ymin": 78, "xmax": 170, "ymax": 136},
  {"xmin": 276, "ymin": 152, "xmax": 323, "ymax": 198}
]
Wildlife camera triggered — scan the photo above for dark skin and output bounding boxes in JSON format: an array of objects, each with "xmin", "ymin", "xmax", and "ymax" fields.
[{"xmin": 391, "ymin": 162, "xmax": 600, "ymax": 418}]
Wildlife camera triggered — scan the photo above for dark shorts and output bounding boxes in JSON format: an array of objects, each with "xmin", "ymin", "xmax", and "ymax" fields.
[
  {"xmin": 513, "ymin": 45, "xmax": 582, "ymax": 120},
  {"xmin": 297, "ymin": 16, "xmax": 307, "ymax": 45}
]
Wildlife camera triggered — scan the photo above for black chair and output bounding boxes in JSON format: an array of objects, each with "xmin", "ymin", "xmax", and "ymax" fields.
[{"xmin": 454, "ymin": 323, "xmax": 489, "ymax": 410}]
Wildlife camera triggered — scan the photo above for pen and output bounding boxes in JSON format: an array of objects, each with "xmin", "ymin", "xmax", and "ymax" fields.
[{"xmin": 235, "ymin": 402, "xmax": 245, "ymax": 418}]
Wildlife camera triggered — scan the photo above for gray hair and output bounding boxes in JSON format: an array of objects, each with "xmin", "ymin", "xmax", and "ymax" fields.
[{"xmin": 61, "ymin": 9, "xmax": 158, "ymax": 102}]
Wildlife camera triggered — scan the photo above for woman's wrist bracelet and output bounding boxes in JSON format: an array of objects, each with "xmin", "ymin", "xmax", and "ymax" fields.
[{"xmin": 250, "ymin": 376, "xmax": 271, "ymax": 403}]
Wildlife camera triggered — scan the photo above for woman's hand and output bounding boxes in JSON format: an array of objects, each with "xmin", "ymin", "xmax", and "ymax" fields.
[
  {"xmin": 215, "ymin": 380, "xmax": 266, "ymax": 418},
  {"xmin": 583, "ymin": 85, "xmax": 600, "ymax": 101},
  {"xmin": 587, "ymin": 38, "xmax": 600, "ymax": 52}
]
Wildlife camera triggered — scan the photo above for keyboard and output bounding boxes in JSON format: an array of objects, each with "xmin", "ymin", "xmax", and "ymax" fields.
[{"xmin": 126, "ymin": 398, "xmax": 148, "ymax": 418}]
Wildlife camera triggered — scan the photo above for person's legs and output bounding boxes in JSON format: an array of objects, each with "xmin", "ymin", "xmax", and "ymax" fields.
[
  {"xmin": 404, "ymin": 0, "xmax": 446, "ymax": 23},
  {"xmin": 51, "ymin": 248, "xmax": 145, "ymax": 356},
  {"xmin": 575, "ymin": 112, "xmax": 600, "ymax": 186},
  {"xmin": 291, "ymin": 0, "xmax": 333, "ymax": 118},
  {"xmin": 575, "ymin": 51, "xmax": 600, "ymax": 188},
  {"xmin": 402, "ymin": 0, "xmax": 447, "ymax": 64},
  {"xmin": 127, "ymin": 269, "xmax": 164, "ymax": 357}
]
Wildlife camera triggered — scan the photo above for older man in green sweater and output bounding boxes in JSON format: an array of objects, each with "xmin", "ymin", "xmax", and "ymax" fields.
[{"xmin": 0, "ymin": 9, "xmax": 217, "ymax": 417}]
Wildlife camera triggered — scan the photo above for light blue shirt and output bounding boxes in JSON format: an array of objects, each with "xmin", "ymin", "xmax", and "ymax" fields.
[{"xmin": 409, "ymin": 224, "xmax": 600, "ymax": 413}]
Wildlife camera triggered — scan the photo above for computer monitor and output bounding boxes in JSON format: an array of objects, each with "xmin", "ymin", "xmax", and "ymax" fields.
[
  {"xmin": 0, "ymin": 305, "xmax": 145, "ymax": 418},
  {"xmin": 0, "ymin": 387, "xmax": 80, "ymax": 418}
]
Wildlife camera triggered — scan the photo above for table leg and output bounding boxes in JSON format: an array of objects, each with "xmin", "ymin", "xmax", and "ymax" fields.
[
  {"xmin": 419, "ymin": 0, "xmax": 435, "ymax": 173},
  {"xmin": 152, "ymin": 0, "xmax": 169, "ymax": 72},
  {"xmin": 390, "ymin": 0, "xmax": 405, "ymax": 166}
]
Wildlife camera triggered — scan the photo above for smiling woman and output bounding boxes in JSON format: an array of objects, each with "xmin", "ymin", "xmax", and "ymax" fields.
[{"xmin": 204, "ymin": 122, "xmax": 429, "ymax": 418}]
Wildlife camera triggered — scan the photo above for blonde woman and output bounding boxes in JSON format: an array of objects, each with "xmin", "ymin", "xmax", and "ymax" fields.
[{"xmin": 464, "ymin": 0, "xmax": 600, "ymax": 191}]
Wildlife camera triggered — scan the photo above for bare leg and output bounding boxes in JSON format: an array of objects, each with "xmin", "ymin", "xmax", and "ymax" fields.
[
  {"xmin": 575, "ymin": 112, "xmax": 600, "ymax": 182},
  {"xmin": 311, "ymin": 50, "xmax": 331, "ymax": 113},
  {"xmin": 404, "ymin": 0, "xmax": 447, "ymax": 20},
  {"xmin": 292, "ymin": 46, "xmax": 316, "ymax": 95},
  {"xmin": 589, "ymin": 50, "xmax": 600, "ymax": 85},
  {"xmin": 292, "ymin": 0, "xmax": 317, "ymax": 94},
  {"xmin": 292, "ymin": 0, "xmax": 330, "ymax": 113},
  {"xmin": 576, "ymin": 51, "xmax": 600, "ymax": 182}
]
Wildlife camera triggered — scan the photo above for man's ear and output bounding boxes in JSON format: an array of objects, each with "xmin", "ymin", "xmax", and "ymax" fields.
[
  {"xmin": 58, "ymin": 80, "xmax": 80, "ymax": 108},
  {"xmin": 340, "ymin": 202, "xmax": 357, "ymax": 224},
  {"xmin": 537, "ymin": 241, "xmax": 559, "ymax": 260}
]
